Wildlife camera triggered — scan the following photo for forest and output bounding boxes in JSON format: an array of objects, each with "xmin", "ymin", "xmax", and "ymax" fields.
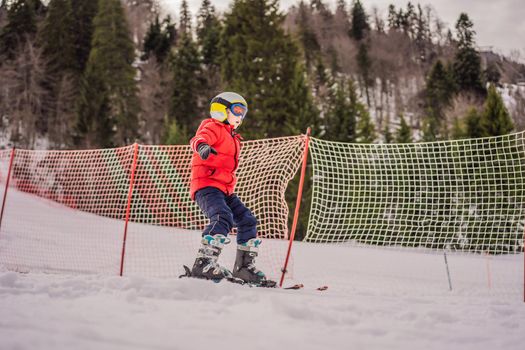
[
  {"xmin": 1, "ymin": 0, "xmax": 525, "ymax": 239},
  {"xmin": 1, "ymin": 0, "xmax": 524, "ymax": 150}
]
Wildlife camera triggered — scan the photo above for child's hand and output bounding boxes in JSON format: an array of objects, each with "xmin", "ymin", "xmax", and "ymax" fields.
[{"xmin": 197, "ymin": 143, "xmax": 218, "ymax": 160}]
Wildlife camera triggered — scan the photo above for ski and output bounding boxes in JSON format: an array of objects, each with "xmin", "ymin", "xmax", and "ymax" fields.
[
  {"xmin": 180, "ymin": 265, "xmax": 326, "ymax": 291},
  {"xmin": 284, "ymin": 283, "xmax": 304, "ymax": 290},
  {"xmin": 283, "ymin": 284, "xmax": 328, "ymax": 291}
]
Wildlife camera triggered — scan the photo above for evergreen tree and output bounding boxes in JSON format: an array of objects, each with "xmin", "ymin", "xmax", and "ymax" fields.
[
  {"xmin": 0, "ymin": 0, "xmax": 39, "ymax": 60},
  {"xmin": 324, "ymin": 78, "xmax": 359, "ymax": 142},
  {"xmin": 71, "ymin": 0, "xmax": 98, "ymax": 72},
  {"xmin": 76, "ymin": 0, "xmax": 139, "ymax": 148},
  {"xmin": 295, "ymin": 1, "xmax": 319, "ymax": 69},
  {"xmin": 349, "ymin": 1, "xmax": 372, "ymax": 106},
  {"xmin": 220, "ymin": 0, "xmax": 318, "ymax": 139},
  {"xmin": 402, "ymin": 2, "xmax": 415, "ymax": 37},
  {"xmin": 196, "ymin": 0, "xmax": 221, "ymax": 67},
  {"xmin": 426, "ymin": 60, "xmax": 454, "ymax": 107},
  {"xmin": 285, "ymin": 60, "xmax": 319, "ymax": 136},
  {"xmin": 356, "ymin": 105, "xmax": 376, "ymax": 143},
  {"xmin": 396, "ymin": 114, "xmax": 412, "ymax": 143},
  {"xmin": 39, "ymin": 0, "xmax": 76, "ymax": 74},
  {"xmin": 481, "ymin": 84, "xmax": 514, "ymax": 136},
  {"xmin": 383, "ymin": 124, "xmax": 393, "ymax": 143},
  {"xmin": 453, "ymin": 13, "xmax": 484, "ymax": 94},
  {"xmin": 220, "ymin": 0, "xmax": 320, "ymax": 242},
  {"xmin": 142, "ymin": 14, "xmax": 176, "ymax": 63},
  {"xmin": 451, "ymin": 116, "xmax": 465, "ymax": 139},
  {"xmin": 414, "ymin": 4, "xmax": 430, "ymax": 60},
  {"xmin": 387, "ymin": 4, "xmax": 399, "ymax": 30},
  {"xmin": 424, "ymin": 59, "xmax": 455, "ymax": 138},
  {"xmin": 421, "ymin": 107, "xmax": 440, "ymax": 141},
  {"xmin": 350, "ymin": 0, "xmax": 369, "ymax": 41},
  {"xmin": 178, "ymin": 0, "xmax": 191, "ymax": 36},
  {"xmin": 38, "ymin": 0, "xmax": 78, "ymax": 146},
  {"xmin": 357, "ymin": 42, "xmax": 372, "ymax": 106},
  {"xmin": 169, "ymin": 33, "xmax": 201, "ymax": 135}
]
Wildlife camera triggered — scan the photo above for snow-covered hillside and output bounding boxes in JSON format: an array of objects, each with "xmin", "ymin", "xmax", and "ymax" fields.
[
  {"xmin": 0, "ymin": 184, "xmax": 524, "ymax": 349},
  {"xmin": 0, "ymin": 242, "xmax": 524, "ymax": 350}
]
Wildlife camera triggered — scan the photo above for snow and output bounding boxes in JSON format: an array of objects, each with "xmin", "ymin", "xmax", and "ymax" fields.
[{"xmin": 1, "ymin": 191, "xmax": 524, "ymax": 349}]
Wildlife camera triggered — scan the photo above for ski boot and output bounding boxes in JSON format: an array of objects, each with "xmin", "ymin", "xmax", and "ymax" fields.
[
  {"xmin": 232, "ymin": 238, "xmax": 276, "ymax": 287},
  {"xmin": 190, "ymin": 234, "xmax": 233, "ymax": 281}
]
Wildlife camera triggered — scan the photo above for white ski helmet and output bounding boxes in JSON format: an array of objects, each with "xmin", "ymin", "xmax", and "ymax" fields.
[{"xmin": 210, "ymin": 92, "xmax": 248, "ymax": 123}]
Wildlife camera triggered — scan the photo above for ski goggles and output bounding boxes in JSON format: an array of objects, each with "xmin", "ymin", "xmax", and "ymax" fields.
[{"xmin": 229, "ymin": 103, "xmax": 248, "ymax": 119}]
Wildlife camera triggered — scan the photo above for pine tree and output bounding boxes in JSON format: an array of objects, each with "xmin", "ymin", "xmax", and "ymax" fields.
[
  {"xmin": 169, "ymin": 33, "xmax": 201, "ymax": 135},
  {"xmin": 196, "ymin": 0, "xmax": 221, "ymax": 67},
  {"xmin": 142, "ymin": 14, "xmax": 176, "ymax": 63},
  {"xmin": 414, "ymin": 4, "xmax": 430, "ymax": 61},
  {"xmin": 426, "ymin": 60, "xmax": 454, "ymax": 107},
  {"xmin": 357, "ymin": 42, "xmax": 372, "ymax": 106},
  {"xmin": 465, "ymin": 108, "xmax": 487, "ymax": 138},
  {"xmin": 424, "ymin": 59, "xmax": 455, "ymax": 138},
  {"xmin": 178, "ymin": 0, "xmax": 191, "ymax": 36},
  {"xmin": 220, "ymin": 0, "xmax": 320, "ymax": 241},
  {"xmin": 284, "ymin": 60, "xmax": 319, "ymax": 136},
  {"xmin": 0, "ymin": 0, "xmax": 39, "ymax": 60},
  {"xmin": 453, "ymin": 13, "xmax": 484, "ymax": 94},
  {"xmin": 71, "ymin": 0, "xmax": 98, "ymax": 72},
  {"xmin": 39, "ymin": 0, "xmax": 76, "ymax": 74},
  {"xmin": 324, "ymin": 78, "xmax": 359, "ymax": 142},
  {"xmin": 383, "ymin": 124, "xmax": 393, "ymax": 143},
  {"xmin": 350, "ymin": 0, "xmax": 369, "ymax": 41},
  {"xmin": 38, "ymin": 0, "xmax": 78, "ymax": 146},
  {"xmin": 349, "ymin": 1, "xmax": 372, "ymax": 106},
  {"xmin": 396, "ymin": 114, "xmax": 412, "ymax": 143},
  {"xmin": 76, "ymin": 0, "xmax": 139, "ymax": 148},
  {"xmin": 451, "ymin": 116, "xmax": 465, "ymax": 139},
  {"xmin": 220, "ymin": 0, "xmax": 318, "ymax": 139},
  {"xmin": 402, "ymin": 2, "xmax": 415, "ymax": 37},
  {"xmin": 481, "ymin": 84, "xmax": 514, "ymax": 136},
  {"xmin": 168, "ymin": 1, "xmax": 201, "ymax": 138},
  {"xmin": 421, "ymin": 107, "xmax": 440, "ymax": 141},
  {"xmin": 356, "ymin": 105, "xmax": 376, "ymax": 143},
  {"xmin": 387, "ymin": 4, "xmax": 398, "ymax": 30}
]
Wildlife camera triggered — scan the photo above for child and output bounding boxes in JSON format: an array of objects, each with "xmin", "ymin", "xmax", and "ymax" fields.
[{"xmin": 188, "ymin": 92, "xmax": 274, "ymax": 287}]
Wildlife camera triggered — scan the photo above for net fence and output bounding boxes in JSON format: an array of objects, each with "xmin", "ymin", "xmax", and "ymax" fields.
[
  {"xmin": 0, "ymin": 136, "xmax": 306, "ymax": 278},
  {"xmin": 306, "ymin": 132, "xmax": 525, "ymax": 254}
]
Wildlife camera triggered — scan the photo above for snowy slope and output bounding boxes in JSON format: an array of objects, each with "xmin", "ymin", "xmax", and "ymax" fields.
[
  {"xmin": 0, "ymin": 190, "xmax": 524, "ymax": 350},
  {"xmin": 0, "ymin": 244, "xmax": 524, "ymax": 350}
]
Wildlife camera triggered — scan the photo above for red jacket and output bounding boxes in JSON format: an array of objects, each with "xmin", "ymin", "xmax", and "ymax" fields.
[{"xmin": 189, "ymin": 118, "xmax": 242, "ymax": 199}]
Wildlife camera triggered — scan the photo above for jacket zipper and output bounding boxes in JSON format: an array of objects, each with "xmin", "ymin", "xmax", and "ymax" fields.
[{"xmin": 231, "ymin": 129, "xmax": 239, "ymax": 171}]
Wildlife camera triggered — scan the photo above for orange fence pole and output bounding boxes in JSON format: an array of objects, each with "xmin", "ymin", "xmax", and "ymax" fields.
[
  {"xmin": 120, "ymin": 143, "xmax": 140, "ymax": 276},
  {"xmin": 279, "ymin": 128, "xmax": 311, "ymax": 287}
]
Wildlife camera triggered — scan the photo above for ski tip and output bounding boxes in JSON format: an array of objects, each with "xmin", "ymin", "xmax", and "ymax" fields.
[
  {"xmin": 179, "ymin": 265, "xmax": 192, "ymax": 279},
  {"xmin": 284, "ymin": 283, "xmax": 304, "ymax": 290}
]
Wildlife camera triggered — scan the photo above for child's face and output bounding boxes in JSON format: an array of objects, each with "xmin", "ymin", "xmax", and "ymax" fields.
[{"xmin": 227, "ymin": 109, "xmax": 243, "ymax": 129}]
